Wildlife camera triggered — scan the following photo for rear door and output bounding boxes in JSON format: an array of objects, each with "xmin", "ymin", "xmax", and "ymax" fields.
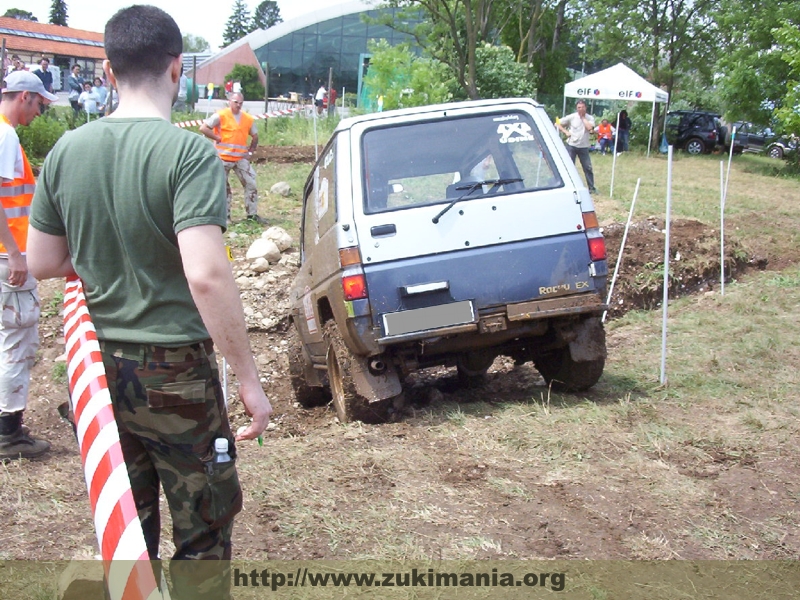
[{"xmin": 350, "ymin": 102, "xmax": 595, "ymax": 334}]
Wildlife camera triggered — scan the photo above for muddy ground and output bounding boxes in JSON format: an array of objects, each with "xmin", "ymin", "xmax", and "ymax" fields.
[{"xmin": 9, "ymin": 145, "xmax": 788, "ymax": 563}]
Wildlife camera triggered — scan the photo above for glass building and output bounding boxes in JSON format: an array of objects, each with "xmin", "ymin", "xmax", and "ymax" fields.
[{"xmin": 245, "ymin": 1, "xmax": 416, "ymax": 100}]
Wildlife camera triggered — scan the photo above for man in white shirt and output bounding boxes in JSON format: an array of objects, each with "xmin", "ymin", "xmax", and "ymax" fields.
[{"xmin": 557, "ymin": 100, "xmax": 597, "ymax": 194}]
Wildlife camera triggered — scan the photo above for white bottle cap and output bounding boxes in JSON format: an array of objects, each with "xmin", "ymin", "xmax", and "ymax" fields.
[{"xmin": 214, "ymin": 438, "xmax": 229, "ymax": 453}]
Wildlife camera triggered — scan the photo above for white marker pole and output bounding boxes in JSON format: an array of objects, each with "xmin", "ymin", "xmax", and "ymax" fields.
[
  {"xmin": 721, "ymin": 126, "xmax": 736, "ymax": 296},
  {"xmin": 720, "ymin": 161, "xmax": 725, "ymax": 296},
  {"xmin": 660, "ymin": 146, "xmax": 673, "ymax": 386},
  {"xmin": 603, "ymin": 178, "xmax": 641, "ymax": 323}
]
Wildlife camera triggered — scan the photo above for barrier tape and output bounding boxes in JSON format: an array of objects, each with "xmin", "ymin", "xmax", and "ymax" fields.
[
  {"xmin": 174, "ymin": 106, "xmax": 304, "ymax": 128},
  {"xmin": 64, "ymin": 278, "xmax": 161, "ymax": 600}
]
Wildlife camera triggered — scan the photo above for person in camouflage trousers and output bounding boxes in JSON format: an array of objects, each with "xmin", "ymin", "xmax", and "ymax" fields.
[{"xmin": 27, "ymin": 6, "xmax": 271, "ymax": 599}]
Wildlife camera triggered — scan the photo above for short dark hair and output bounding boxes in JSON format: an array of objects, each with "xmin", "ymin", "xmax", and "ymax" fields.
[
  {"xmin": 104, "ymin": 5, "xmax": 182, "ymax": 84},
  {"xmin": 576, "ymin": 100, "xmax": 587, "ymax": 108}
]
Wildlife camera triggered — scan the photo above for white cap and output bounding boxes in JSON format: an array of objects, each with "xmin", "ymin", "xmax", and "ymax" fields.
[
  {"xmin": 2, "ymin": 71, "xmax": 58, "ymax": 102},
  {"xmin": 214, "ymin": 438, "xmax": 229, "ymax": 453}
]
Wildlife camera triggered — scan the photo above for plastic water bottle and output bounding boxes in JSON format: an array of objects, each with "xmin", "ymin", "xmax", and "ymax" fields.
[{"xmin": 214, "ymin": 438, "xmax": 231, "ymax": 463}]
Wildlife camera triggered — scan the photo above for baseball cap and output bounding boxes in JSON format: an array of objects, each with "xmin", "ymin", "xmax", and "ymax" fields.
[{"xmin": 2, "ymin": 71, "xmax": 58, "ymax": 102}]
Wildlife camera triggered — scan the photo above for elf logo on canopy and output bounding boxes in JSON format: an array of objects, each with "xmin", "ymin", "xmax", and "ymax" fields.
[
  {"xmin": 576, "ymin": 88, "xmax": 602, "ymax": 96},
  {"xmin": 619, "ymin": 90, "xmax": 643, "ymax": 98}
]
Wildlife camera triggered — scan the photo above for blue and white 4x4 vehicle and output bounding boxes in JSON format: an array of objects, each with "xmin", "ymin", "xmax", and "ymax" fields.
[{"xmin": 288, "ymin": 98, "xmax": 609, "ymax": 422}]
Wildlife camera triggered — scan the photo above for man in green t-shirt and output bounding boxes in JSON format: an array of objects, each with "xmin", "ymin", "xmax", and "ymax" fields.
[{"xmin": 27, "ymin": 6, "xmax": 271, "ymax": 598}]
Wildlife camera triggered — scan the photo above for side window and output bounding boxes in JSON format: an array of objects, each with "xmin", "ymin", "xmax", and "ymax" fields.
[{"xmin": 301, "ymin": 137, "xmax": 337, "ymax": 257}]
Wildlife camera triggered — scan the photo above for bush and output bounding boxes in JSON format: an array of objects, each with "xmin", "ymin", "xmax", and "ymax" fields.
[
  {"xmin": 225, "ymin": 64, "xmax": 265, "ymax": 101},
  {"xmin": 17, "ymin": 112, "xmax": 68, "ymax": 159}
]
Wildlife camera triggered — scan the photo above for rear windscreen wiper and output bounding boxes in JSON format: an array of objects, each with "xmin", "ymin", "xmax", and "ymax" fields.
[{"xmin": 432, "ymin": 178, "xmax": 523, "ymax": 224}]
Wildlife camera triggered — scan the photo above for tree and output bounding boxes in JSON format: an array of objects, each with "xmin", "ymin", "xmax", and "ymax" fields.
[
  {"xmin": 225, "ymin": 64, "xmax": 264, "ymax": 100},
  {"xmin": 715, "ymin": 0, "xmax": 800, "ymax": 125},
  {"xmin": 183, "ymin": 33, "xmax": 211, "ymax": 53},
  {"xmin": 3, "ymin": 8, "xmax": 38, "ymax": 21},
  {"xmin": 774, "ymin": 20, "xmax": 800, "ymax": 143},
  {"xmin": 474, "ymin": 43, "xmax": 536, "ymax": 99},
  {"xmin": 362, "ymin": 40, "xmax": 452, "ymax": 109},
  {"xmin": 49, "ymin": 0, "xmax": 68, "ymax": 26},
  {"xmin": 581, "ymin": 0, "xmax": 721, "ymax": 103},
  {"xmin": 223, "ymin": 0, "xmax": 251, "ymax": 46},
  {"xmin": 252, "ymin": 0, "xmax": 282, "ymax": 30},
  {"xmin": 377, "ymin": 0, "xmax": 514, "ymax": 100}
]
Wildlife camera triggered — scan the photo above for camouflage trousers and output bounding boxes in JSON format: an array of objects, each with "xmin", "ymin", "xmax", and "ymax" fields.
[
  {"xmin": 99, "ymin": 338, "xmax": 241, "ymax": 599},
  {"xmin": 223, "ymin": 158, "xmax": 259, "ymax": 218},
  {"xmin": 0, "ymin": 259, "xmax": 39, "ymax": 415}
]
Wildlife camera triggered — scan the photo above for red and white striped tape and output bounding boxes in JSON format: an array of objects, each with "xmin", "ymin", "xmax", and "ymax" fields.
[
  {"xmin": 64, "ymin": 278, "xmax": 161, "ymax": 600},
  {"xmin": 174, "ymin": 106, "xmax": 304, "ymax": 128}
]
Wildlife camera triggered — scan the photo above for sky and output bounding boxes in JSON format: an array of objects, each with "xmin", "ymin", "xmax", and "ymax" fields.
[{"xmin": 14, "ymin": 0, "xmax": 349, "ymax": 50}]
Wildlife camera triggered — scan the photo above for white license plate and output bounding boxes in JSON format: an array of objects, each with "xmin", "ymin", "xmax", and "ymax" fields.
[{"xmin": 382, "ymin": 300, "xmax": 475, "ymax": 336}]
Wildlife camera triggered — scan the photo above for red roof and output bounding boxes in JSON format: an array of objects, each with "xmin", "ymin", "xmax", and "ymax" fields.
[{"xmin": 0, "ymin": 17, "xmax": 106, "ymax": 60}]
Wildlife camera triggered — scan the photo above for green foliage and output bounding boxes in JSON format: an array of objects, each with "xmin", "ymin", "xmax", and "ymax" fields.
[
  {"xmin": 774, "ymin": 22, "xmax": 800, "ymax": 133},
  {"xmin": 223, "ymin": 0, "xmax": 251, "ymax": 46},
  {"xmin": 3, "ymin": 8, "xmax": 37, "ymax": 21},
  {"xmin": 183, "ymin": 33, "xmax": 210, "ymax": 53},
  {"xmin": 16, "ymin": 113, "xmax": 67, "ymax": 159},
  {"xmin": 225, "ymin": 64, "xmax": 265, "ymax": 101},
  {"xmin": 48, "ymin": 0, "xmax": 67, "ymax": 26},
  {"xmin": 715, "ymin": 0, "xmax": 799, "ymax": 125},
  {"xmin": 362, "ymin": 40, "xmax": 452, "ymax": 110},
  {"xmin": 259, "ymin": 113, "xmax": 339, "ymax": 146},
  {"xmin": 474, "ymin": 44, "xmax": 536, "ymax": 99},
  {"xmin": 252, "ymin": 0, "xmax": 282, "ymax": 30}
]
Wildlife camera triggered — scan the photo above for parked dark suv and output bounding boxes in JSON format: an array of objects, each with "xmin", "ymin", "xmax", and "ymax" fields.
[{"xmin": 665, "ymin": 110, "xmax": 727, "ymax": 155}]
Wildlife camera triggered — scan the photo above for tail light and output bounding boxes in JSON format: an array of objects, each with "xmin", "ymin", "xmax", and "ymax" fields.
[
  {"xmin": 582, "ymin": 212, "xmax": 607, "ymax": 261},
  {"xmin": 339, "ymin": 247, "xmax": 368, "ymax": 300}
]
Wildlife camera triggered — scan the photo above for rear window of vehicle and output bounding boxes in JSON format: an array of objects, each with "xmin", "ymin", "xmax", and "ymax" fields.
[{"xmin": 361, "ymin": 112, "xmax": 562, "ymax": 214}]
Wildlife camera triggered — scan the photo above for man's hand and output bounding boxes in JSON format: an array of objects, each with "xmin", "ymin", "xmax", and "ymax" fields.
[
  {"xmin": 235, "ymin": 380, "xmax": 272, "ymax": 441},
  {"xmin": 6, "ymin": 251, "xmax": 27, "ymax": 287}
]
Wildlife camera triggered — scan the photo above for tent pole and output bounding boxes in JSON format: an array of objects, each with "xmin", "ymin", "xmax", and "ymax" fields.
[
  {"xmin": 610, "ymin": 112, "xmax": 621, "ymax": 197},
  {"xmin": 648, "ymin": 101, "xmax": 656, "ymax": 158}
]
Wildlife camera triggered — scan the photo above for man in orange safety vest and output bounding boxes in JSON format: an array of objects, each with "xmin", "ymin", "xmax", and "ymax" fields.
[
  {"xmin": 0, "ymin": 71, "xmax": 57, "ymax": 459},
  {"xmin": 199, "ymin": 92, "xmax": 267, "ymax": 224}
]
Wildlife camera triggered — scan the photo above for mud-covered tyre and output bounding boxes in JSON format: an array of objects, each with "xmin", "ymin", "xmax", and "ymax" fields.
[
  {"xmin": 456, "ymin": 350, "xmax": 495, "ymax": 386},
  {"xmin": 534, "ymin": 348, "xmax": 605, "ymax": 392},
  {"xmin": 324, "ymin": 322, "xmax": 398, "ymax": 423},
  {"xmin": 288, "ymin": 333, "xmax": 329, "ymax": 407}
]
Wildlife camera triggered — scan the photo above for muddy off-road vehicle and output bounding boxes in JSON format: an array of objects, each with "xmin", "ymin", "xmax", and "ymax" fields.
[{"xmin": 288, "ymin": 98, "xmax": 609, "ymax": 422}]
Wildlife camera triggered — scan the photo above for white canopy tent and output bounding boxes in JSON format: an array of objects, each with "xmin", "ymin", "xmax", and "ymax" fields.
[{"xmin": 563, "ymin": 63, "xmax": 669, "ymax": 160}]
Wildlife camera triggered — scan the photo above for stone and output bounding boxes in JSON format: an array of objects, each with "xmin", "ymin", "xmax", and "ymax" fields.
[
  {"xmin": 251, "ymin": 257, "xmax": 270, "ymax": 273},
  {"xmin": 245, "ymin": 238, "xmax": 282, "ymax": 263},
  {"xmin": 270, "ymin": 181, "xmax": 291, "ymax": 197},
  {"xmin": 261, "ymin": 226, "xmax": 293, "ymax": 251}
]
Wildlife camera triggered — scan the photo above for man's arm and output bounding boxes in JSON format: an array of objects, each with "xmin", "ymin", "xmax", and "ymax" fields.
[
  {"xmin": 177, "ymin": 224, "xmax": 272, "ymax": 440},
  {"xmin": 26, "ymin": 227, "xmax": 76, "ymax": 279},
  {"xmin": 248, "ymin": 131, "xmax": 258, "ymax": 153},
  {"xmin": 198, "ymin": 122, "xmax": 220, "ymax": 143},
  {"xmin": 0, "ymin": 206, "xmax": 26, "ymax": 286}
]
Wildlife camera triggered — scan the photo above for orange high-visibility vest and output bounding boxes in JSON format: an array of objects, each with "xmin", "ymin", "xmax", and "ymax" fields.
[
  {"xmin": 0, "ymin": 115, "xmax": 34, "ymax": 254},
  {"xmin": 596, "ymin": 122, "xmax": 613, "ymax": 140},
  {"xmin": 214, "ymin": 108, "xmax": 254, "ymax": 162}
]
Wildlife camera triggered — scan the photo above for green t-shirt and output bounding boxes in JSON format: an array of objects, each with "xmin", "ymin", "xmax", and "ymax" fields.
[{"xmin": 30, "ymin": 118, "xmax": 227, "ymax": 345}]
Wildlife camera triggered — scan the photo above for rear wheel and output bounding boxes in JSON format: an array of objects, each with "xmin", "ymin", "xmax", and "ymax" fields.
[
  {"xmin": 288, "ymin": 332, "xmax": 329, "ymax": 407},
  {"xmin": 456, "ymin": 350, "xmax": 495, "ymax": 386},
  {"xmin": 685, "ymin": 138, "xmax": 706, "ymax": 155},
  {"xmin": 324, "ymin": 322, "xmax": 398, "ymax": 423},
  {"xmin": 534, "ymin": 348, "xmax": 605, "ymax": 392}
]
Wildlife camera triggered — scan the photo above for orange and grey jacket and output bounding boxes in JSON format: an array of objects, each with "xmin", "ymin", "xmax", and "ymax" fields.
[
  {"xmin": 213, "ymin": 108, "xmax": 254, "ymax": 162},
  {"xmin": 0, "ymin": 115, "xmax": 34, "ymax": 254}
]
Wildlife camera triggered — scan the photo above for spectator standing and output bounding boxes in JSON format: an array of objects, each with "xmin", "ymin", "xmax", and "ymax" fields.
[
  {"xmin": 199, "ymin": 92, "xmax": 267, "ymax": 224},
  {"xmin": 27, "ymin": 6, "xmax": 271, "ymax": 597},
  {"xmin": 173, "ymin": 69, "xmax": 188, "ymax": 112},
  {"xmin": 0, "ymin": 71, "xmax": 57, "ymax": 460},
  {"xmin": 617, "ymin": 110, "xmax": 632, "ymax": 152},
  {"xmin": 315, "ymin": 84, "xmax": 326, "ymax": 115},
  {"xmin": 557, "ymin": 100, "xmax": 597, "ymax": 193},
  {"xmin": 78, "ymin": 81, "xmax": 101, "ymax": 120},
  {"xmin": 92, "ymin": 77, "xmax": 108, "ymax": 108},
  {"xmin": 32, "ymin": 58, "xmax": 54, "ymax": 95},
  {"xmin": 6, "ymin": 55, "xmax": 27, "ymax": 76},
  {"xmin": 596, "ymin": 118, "xmax": 615, "ymax": 155},
  {"xmin": 67, "ymin": 65, "xmax": 84, "ymax": 115}
]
